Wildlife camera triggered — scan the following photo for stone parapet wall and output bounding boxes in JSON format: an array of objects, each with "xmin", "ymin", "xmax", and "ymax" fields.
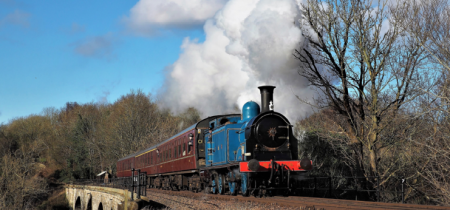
[{"xmin": 65, "ymin": 184, "xmax": 133, "ymax": 210}]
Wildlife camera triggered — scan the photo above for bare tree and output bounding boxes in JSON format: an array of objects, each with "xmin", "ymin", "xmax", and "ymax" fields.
[
  {"xmin": 400, "ymin": 0, "xmax": 450, "ymax": 72},
  {"xmin": 295, "ymin": 0, "xmax": 432, "ymax": 182},
  {"xmin": 394, "ymin": 0, "xmax": 450, "ymax": 204},
  {"xmin": 0, "ymin": 130, "xmax": 49, "ymax": 209}
]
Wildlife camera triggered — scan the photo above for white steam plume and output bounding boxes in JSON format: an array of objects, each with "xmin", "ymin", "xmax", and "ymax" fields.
[{"xmin": 160, "ymin": 0, "xmax": 314, "ymax": 122}]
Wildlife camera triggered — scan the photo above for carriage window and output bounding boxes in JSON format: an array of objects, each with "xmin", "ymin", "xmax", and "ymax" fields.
[
  {"xmin": 188, "ymin": 141, "xmax": 192, "ymax": 153},
  {"xmin": 170, "ymin": 149, "xmax": 172, "ymax": 159},
  {"xmin": 183, "ymin": 137, "xmax": 186, "ymax": 156},
  {"xmin": 188, "ymin": 134, "xmax": 192, "ymax": 153},
  {"xmin": 174, "ymin": 146, "xmax": 177, "ymax": 158}
]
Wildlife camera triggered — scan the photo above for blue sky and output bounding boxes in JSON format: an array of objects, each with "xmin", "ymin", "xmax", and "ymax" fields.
[
  {"xmin": 0, "ymin": 0, "xmax": 208, "ymax": 124},
  {"xmin": 0, "ymin": 0, "xmax": 315, "ymax": 124}
]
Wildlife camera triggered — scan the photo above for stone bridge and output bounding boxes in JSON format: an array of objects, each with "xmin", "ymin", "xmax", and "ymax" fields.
[{"xmin": 65, "ymin": 184, "xmax": 138, "ymax": 210}]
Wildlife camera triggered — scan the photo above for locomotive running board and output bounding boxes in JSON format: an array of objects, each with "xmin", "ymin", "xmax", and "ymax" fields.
[{"xmin": 200, "ymin": 162, "xmax": 239, "ymax": 170}]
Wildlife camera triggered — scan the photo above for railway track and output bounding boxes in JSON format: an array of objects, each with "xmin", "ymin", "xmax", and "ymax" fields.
[{"xmin": 145, "ymin": 188, "xmax": 450, "ymax": 210}]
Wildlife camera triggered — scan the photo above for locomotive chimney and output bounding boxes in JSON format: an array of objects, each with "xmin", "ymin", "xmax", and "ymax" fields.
[{"xmin": 258, "ymin": 85, "xmax": 276, "ymax": 113}]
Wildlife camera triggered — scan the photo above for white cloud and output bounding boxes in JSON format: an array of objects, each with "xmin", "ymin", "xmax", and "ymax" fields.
[
  {"xmin": 72, "ymin": 33, "xmax": 118, "ymax": 60},
  {"xmin": 0, "ymin": 0, "xmax": 18, "ymax": 7},
  {"xmin": 68, "ymin": 22, "xmax": 85, "ymax": 34},
  {"xmin": 0, "ymin": 10, "xmax": 30, "ymax": 28},
  {"xmin": 159, "ymin": 0, "xmax": 315, "ymax": 122},
  {"xmin": 123, "ymin": 0, "xmax": 228, "ymax": 35}
]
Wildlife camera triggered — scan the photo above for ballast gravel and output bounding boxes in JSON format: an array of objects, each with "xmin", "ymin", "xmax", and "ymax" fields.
[{"xmin": 143, "ymin": 190, "xmax": 313, "ymax": 210}]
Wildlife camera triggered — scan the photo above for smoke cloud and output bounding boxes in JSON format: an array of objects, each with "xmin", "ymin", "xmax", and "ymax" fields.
[{"xmin": 160, "ymin": 0, "xmax": 314, "ymax": 122}]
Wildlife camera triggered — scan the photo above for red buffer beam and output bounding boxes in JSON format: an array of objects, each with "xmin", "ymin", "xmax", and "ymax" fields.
[{"xmin": 239, "ymin": 159, "xmax": 313, "ymax": 172}]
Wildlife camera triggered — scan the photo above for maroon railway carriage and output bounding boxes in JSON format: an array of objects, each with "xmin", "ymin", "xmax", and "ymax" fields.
[{"xmin": 116, "ymin": 114, "xmax": 240, "ymax": 190}]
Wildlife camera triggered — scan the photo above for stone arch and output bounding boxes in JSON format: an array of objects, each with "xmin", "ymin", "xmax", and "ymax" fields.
[
  {"xmin": 87, "ymin": 195, "xmax": 93, "ymax": 210},
  {"xmin": 75, "ymin": 196, "xmax": 82, "ymax": 210},
  {"xmin": 98, "ymin": 202, "xmax": 104, "ymax": 210}
]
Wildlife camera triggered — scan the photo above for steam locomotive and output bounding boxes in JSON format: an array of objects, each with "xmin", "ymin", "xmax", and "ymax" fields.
[{"xmin": 116, "ymin": 86, "xmax": 312, "ymax": 197}]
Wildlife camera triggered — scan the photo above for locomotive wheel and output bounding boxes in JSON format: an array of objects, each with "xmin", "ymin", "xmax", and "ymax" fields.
[
  {"xmin": 212, "ymin": 179, "xmax": 218, "ymax": 194},
  {"xmin": 228, "ymin": 171, "xmax": 237, "ymax": 196},
  {"xmin": 229, "ymin": 182, "xmax": 237, "ymax": 196},
  {"xmin": 211, "ymin": 171, "xmax": 219, "ymax": 194},
  {"xmin": 218, "ymin": 174, "xmax": 225, "ymax": 195},
  {"xmin": 241, "ymin": 173, "xmax": 250, "ymax": 197}
]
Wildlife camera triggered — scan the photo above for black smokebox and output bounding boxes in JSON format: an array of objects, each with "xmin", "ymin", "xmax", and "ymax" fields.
[{"xmin": 258, "ymin": 85, "xmax": 275, "ymax": 113}]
